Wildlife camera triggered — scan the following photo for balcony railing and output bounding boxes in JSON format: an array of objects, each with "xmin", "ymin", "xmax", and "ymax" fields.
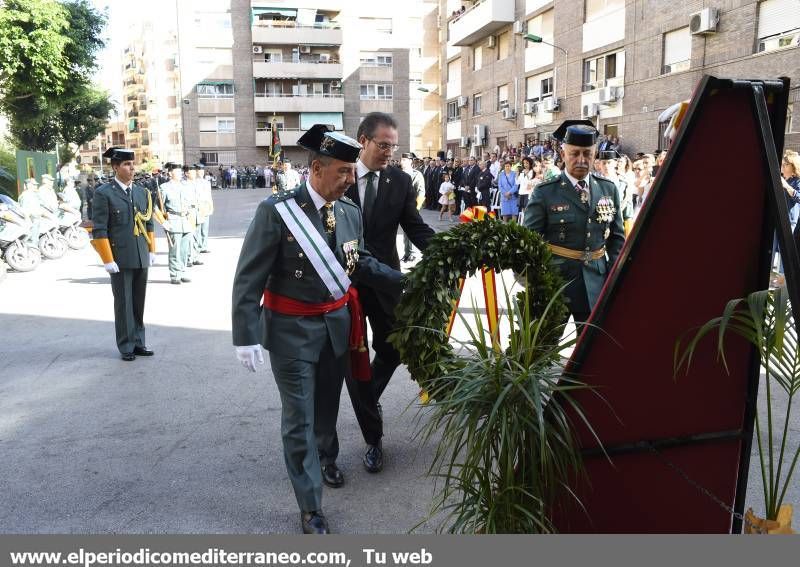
[
  {"xmin": 254, "ymin": 93, "xmax": 343, "ymax": 98},
  {"xmin": 447, "ymin": 0, "xmax": 514, "ymax": 46},
  {"xmin": 252, "ymin": 20, "xmax": 341, "ymax": 30}
]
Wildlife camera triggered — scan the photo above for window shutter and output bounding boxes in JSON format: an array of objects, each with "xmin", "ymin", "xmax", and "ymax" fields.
[
  {"xmin": 664, "ymin": 27, "xmax": 691, "ymax": 65},
  {"xmin": 758, "ymin": 0, "xmax": 800, "ymax": 39}
]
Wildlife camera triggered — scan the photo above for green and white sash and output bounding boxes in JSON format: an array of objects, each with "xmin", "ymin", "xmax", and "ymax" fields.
[{"xmin": 275, "ymin": 199, "xmax": 351, "ymax": 300}]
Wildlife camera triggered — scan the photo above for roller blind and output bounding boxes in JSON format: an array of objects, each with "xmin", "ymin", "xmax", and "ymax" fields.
[
  {"xmin": 758, "ymin": 0, "xmax": 800, "ymax": 38},
  {"xmin": 664, "ymin": 27, "xmax": 691, "ymax": 65}
]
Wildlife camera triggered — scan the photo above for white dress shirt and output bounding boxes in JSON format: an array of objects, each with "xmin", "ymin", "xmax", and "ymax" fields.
[{"xmin": 356, "ymin": 160, "xmax": 381, "ymax": 206}]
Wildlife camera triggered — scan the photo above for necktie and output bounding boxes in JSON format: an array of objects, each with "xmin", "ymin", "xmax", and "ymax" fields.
[
  {"xmin": 575, "ymin": 179, "xmax": 589, "ymax": 204},
  {"xmin": 363, "ymin": 171, "xmax": 377, "ymax": 224}
]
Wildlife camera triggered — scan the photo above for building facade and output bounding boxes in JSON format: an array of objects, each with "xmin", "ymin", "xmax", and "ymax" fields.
[
  {"xmin": 77, "ymin": 121, "xmax": 127, "ymax": 174},
  {"xmin": 438, "ymin": 0, "xmax": 800, "ymax": 158}
]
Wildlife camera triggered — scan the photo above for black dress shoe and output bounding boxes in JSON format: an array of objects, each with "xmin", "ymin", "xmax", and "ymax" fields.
[
  {"xmin": 363, "ymin": 443, "xmax": 383, "ymax": 473},
  {"xmin": 321, "ymin": 463, "xmax": 344, "ymax": 488},
  {"xmin": 121, "ymin": 352, "xmax": 136, "ymax": 361},
  {"xmin": 133, "ymin": 346, "xmax": 154, "ymax": 356},
  {"xmin": 192, "ymin": 260, "xmax": 204, "ymax": 266},
  {"xmin": 170, "ymin": 279, "xmax": 181, "ymax": 285},
  {"xmin": 200, "ymin": 250, "xmax": 210, "ymax": 254},
  {"xmin": 301, "ymin": 511, "xmax": 329, "ymax": 534}
]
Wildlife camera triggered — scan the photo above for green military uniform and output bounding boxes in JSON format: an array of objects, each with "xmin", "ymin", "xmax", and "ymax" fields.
[
  {"xmin": 524, "ymin": 171, "xmax": 625, "ymax": 319},
  {"xmin": 160, "ymin": 175, "xmax": 194, "ymax": 283},
  {"xmin": 92, "ymin": 177, "xmax": 155, "ymax": 354}
]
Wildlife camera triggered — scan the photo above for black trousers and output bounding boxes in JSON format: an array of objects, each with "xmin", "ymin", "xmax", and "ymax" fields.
[{"xmin": 109, "ymin": 268, "xmax": 148, "ymax": 354}]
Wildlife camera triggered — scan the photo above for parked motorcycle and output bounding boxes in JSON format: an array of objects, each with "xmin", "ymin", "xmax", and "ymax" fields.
[
  {"xmin": 57, "ymin": 207, "xmax": 90, "ymax": 250},
  {"xmin": 37, "ymin": 203, "xmax": 69, "ymax": 260},
  {"xmin": 0, "ymin": 195, "xmax": 42, "ymax": 272}
]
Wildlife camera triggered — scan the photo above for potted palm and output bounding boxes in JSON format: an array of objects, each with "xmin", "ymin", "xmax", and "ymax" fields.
[{"xmin": 675, "ymin": 285, "xmax": 798, "ymax": 533}]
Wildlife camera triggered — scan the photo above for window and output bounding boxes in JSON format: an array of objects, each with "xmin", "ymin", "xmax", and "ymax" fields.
[
  {"xmin": 360, "ymin": 84, "xmax": 393, "ymax": 100},
  {"xmin": 473, "ymin": 94, "xmax": 482, "ymax": 115},
  {"xmin": 199, "ymin": 116, "xmax": 235, "ymax": 133},
  {"xmin": 218, "ymin": 118, "xmax": 235, "ymax": 133},
  {"xmin": 473, "ymin": 46, "xmax": 483, "ymax": 70},
  {"xmin": 257, "ymin": 117, "xmax": 285, "ymax": 131},
  {"xmin": 541, "ymin": 77, "xmax": 553, "ymax": 98},
  {"xmin": 497, "ymin": 31, "xmax": 511, "ymax": 60},
  {"xmin": 169, "ymin": 132, "xmax": 180, "ymax": 145},
  {"xmin": 757, "ymin": 0, "xmax": 800, "ymax": 53},
  {"xmin": 446, "ymin": 100, "xmax": 461, "ymax": 122},
  {"xmin": 527, "ymin": 10, "xmax": 554, "ymax": 45},
  {"xmin": 167, "ymin": 96, "xmax": 177, "ymax": 109},
  {"xmin": 585, "ymin": 0, "xmax": 624, "ymax": 23},
  {"xmin": 360, "ymin": 52, "xmax": 393, "ymax": 67},
  {"xmin": 525, "ymin": 72, "xmax": 553, "ymax": 102},
  {"xmin": 447, "ymin": 58, "xmax": 461, "ymax": 83},
  {"xmin": 496, "ymin": 84, "xmax": 509, "ymax": 111},
  {"xmin": 197, "ymin": 82, "xmax": 234, "ymax": 98},
  {"xmin": 663, "ymin": 27, "xmax": 691, "ymax": 74},
  {"xmin": 583, "ymin": 51, "xmax": 624, "ymax": 91},
  {"xmin": 360, "ymin": 17, "xmax": 392, "ymax": 34},
  {"xmin": 264, "ymin": 49, "xmax": 283, "ymax": 63},
  {"xmin": 200, "ymin": 150, "xmax": 236, "ymax": 166}
]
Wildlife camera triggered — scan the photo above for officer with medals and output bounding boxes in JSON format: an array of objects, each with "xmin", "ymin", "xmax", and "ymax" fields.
[
  {"xmin": 231, "ymin": 125, "xmax": 403, "ymax": 534},
  {"xmin": 159, "ymin": 163, "xmax": 194, "ymax": 284},
  {"xmin": 90, "ymin": 147, "xmax": 157, "ymax": 360},
  {"xmin": 523, "ymin": 120, "xmax": 625, "ymax": 323}
]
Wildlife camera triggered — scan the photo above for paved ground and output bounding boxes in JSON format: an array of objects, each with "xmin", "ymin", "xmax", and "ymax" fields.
[{"xmin": 0, "ymin": 187, "xmax": 794, "ymax": 533}]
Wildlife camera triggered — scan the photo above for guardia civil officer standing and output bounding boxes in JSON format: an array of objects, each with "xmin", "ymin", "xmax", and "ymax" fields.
[
  {"xmin": 159, "ymin": 163, "xmax": 194, "ymax": 284},
  {"xmin": 185, "ymin": 165, "xmax": 203, "ymax": 267},
  {"xmin": 194, "ymin": 163, "xmax": 214, "ymax": 254},
  {"xmin": 523, "ymin": 121, "xmax": 625, "ymax": 323},
  {"xmin": 231, "ymin": 125, "xmax": 403, "ymax": 534},
  {"xmin": 90, "ymin": 148, "xmax": 156, "ymax": 360}
]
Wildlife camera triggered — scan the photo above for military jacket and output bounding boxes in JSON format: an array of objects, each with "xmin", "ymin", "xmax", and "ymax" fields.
[
  {"xmin": 18, "ymin": 190, "xmax": 43, "ymax": 218},
  {"xmin": 160, "ymin": 180, "xmax": 195, "ymax": 234},
  {"xmin": 92, "ymin": 180, "xmax": 154, "ymax": 270},
  {"xmin": 232, "ymin": 183, "xmax": 403, "ymax": 362},
  {"xmin": 196, "ymin": 178, "xmax": 214, "ymax": 222},
  {"xmin": 524, "ymin": 172, "xmax": 625, "ymax": 313}
]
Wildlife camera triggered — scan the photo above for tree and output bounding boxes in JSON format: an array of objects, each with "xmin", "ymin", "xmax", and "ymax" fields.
[{"xmin": 0, "ymin": 0, "xmax": 111, "ymax": 154}]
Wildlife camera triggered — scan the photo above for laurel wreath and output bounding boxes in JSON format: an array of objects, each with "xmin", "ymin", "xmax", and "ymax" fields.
[{"xmin": 388, "ymin": 218, "xmax": 568, "ymax": 397}]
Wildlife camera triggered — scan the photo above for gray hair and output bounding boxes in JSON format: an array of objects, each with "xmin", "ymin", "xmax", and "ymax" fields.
[{"xmin": 308, "ymin": 152, "xmax": 334, "ymax": 168}]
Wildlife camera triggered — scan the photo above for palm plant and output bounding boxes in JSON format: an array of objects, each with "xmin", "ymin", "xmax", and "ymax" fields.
[
  {"xmin": 675, "ymin": 285, "xmax": 800, "ymax": 522},
  {"xmin": 414, "ymin": 278, "xmax": 596, "ymax": 533}
]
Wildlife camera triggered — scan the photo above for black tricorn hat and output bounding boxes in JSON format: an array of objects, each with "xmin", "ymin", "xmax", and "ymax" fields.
[
  {"xmin": 552, "ymin": 120, "xmax": 599, "ymax": 146},
  {"xmin": 297, "ymin": 124, "xmax": 362, "ymax": 163},
  {"xmin": 598, "ymin": 150, "xmax": 620, "ymax": 160},
  {"xmin": 102, "ymin": 147, "xmax": 135, "ymax": 162},
  {"xmin": 401, "ymin": 152, "xmax": 418, "ymax": 159},
  {"xmin": 191, "ymin": 163, "xmax": 204, "ymax": 170}
]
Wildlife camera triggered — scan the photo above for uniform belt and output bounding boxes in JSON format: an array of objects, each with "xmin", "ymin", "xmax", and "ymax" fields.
[{"xmin": 548, "ymin": 244, "xmax": 606, "ymax": 262}]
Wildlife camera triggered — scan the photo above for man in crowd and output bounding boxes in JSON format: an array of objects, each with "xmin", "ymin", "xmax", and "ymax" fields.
[
  {"xmin": 524, "ymin": 120, "xmax": 625, "ymax": 324},
  {"xmin": 284, "ymin": 161, "xmax": 301, "ymax": 190},
  {"xmin": 345, "ymin": 112, "xmax": 435, "ymax": 475},
  {"xmin": 460, "ymin": 155, "xmax": 480, "ymax": 209},
  {"xmin": 194, "ymin": 163, "xmax": 214, "ymax": 255},
  {"xmin": 185, "ymin": 165, "xmax": 204, "ymax": 268},
  {"xmin": 231, "ymin": 124, "xmax": 403, "ymax": 534},
  {"xmin": 159, "ymin": 163, "xmax": 194, "ymax": 285},
  {"xmin": 400, "ymin": 152, "xmax": 426, "ymax": 262},
  {"xmin": 90, "ymin": 147, "xmax": 157, "ymax": 360}
]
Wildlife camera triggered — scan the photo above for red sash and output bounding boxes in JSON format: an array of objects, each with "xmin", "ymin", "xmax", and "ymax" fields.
[{"xmin": 263, "ymin": 288, "xmax": 371, "ymax": 381}]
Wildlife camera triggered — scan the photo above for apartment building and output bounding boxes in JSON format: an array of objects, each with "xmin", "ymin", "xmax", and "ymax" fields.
[
  {"xmin": 439, "ymin": 0, "xmax": 800, "ymax": 158},
  {"xmin": 77, "ymin": 121, "xmax": 127, "ymax": 172},
  {"xmin": 173, "ymin": 0, "xmax": 441, "ymax": 169}
]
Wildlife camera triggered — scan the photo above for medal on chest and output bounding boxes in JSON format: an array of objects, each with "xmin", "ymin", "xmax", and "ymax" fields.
[
  {"xmin": 595, "ymin": 196, "xmax": 616, "ymax": 223},
  {"xmin": 342, "ymin": 239, "xmax": 359, "ymax": 275}
]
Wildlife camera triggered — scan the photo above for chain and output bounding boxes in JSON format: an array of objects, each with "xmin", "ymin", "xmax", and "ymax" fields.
[{"xmin": 645, "ymin": 442, "xmax": 759, "ymax": 533}]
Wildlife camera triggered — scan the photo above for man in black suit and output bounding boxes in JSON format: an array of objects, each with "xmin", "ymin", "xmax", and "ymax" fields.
[
  {"xmin": 460, "ymin": 156, "xmax": 480, "ymax": 208},
  {"xmin": 345, "ymin": 112, "xmax": 435, "ymax": 474}
]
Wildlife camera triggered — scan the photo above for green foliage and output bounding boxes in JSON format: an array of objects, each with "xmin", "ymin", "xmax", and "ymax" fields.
[
  {"xmin": 675, "ymin": 286, "xmax": 800, "ymax": 521},
  {"xmin": 0, "ymin": 0, "xmax": 110, "ymax": 152},
  {"xmin": 0, "ymin": 143, "xmax": 18, "ymax": 198}
]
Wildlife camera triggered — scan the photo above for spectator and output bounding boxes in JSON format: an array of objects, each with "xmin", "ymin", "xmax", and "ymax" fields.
[
  {"xmin": 476, "ymin": 159, "xmax": 493, "ymax": 208},
  {"xmin": 516, "ymin": 156, "xmax": 536, "ymax": 213},
  {"xmin": 774, "ymin": 151, "xmax": 800, "ymax": 285},
  {"xmin": 497, "ymin": 161, "xmax": 518, "ymax": 222},
  {"xmin": 631, "ymin": 159, "xmax": 653, "ymax": 220},
  {"xmin": 438, "ymin": 172, "xmax": 455, "ymax": 221}
]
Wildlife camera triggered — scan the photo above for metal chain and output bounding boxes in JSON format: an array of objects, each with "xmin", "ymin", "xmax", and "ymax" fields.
[{"xmin": 645, "ymin": 442, "xmax": 760, "ymax": 533}]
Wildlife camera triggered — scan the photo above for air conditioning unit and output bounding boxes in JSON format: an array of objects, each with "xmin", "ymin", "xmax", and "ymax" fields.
[
  {"xmin": 512, "ymin": 20, "xmax": 526, "ymax": 35},
  {"xmin": 690, "ymin": 7, "xmax": 719, "ymax": 35},
  {"xmin": 473, "ymin": 124, "xmax": 487, "ymax": 143},
  {"xmin": 486, "ymin": 35, "xmax": 496, "ymax": 48},
  {"xmin": 330, "ymin": 80, "xmax": 342, "ymax": 88},
  {"xmin": 502, "ymin": 107, "xmax": 516, "ymax": 120},
  {"xmin": 457, "ymin": 95, "xmax": 468, "ymax": 108},
  {"xmin": 598, "ymin": 86, "xmax": 620, "ymax": 103},
  {"xmin": 542, "ymin": 97, "xmax": 560, "ymax": 112},
  {"xmin": 524, "ymin": 101, "xmax": 537, "ymax": 115},
  {"xmin": 582, "ymin": 103, "xmax": 600, "ymax": 118},
  {"xmin": 459, "ymin": 136, "xmax": 470, "ymax": 148},
  {"xmin": 252, "ymin": 46, "xmax": 263, "ymax": 54},
  {"xmin": 299, "ymin": 45, "xmax": 312, "ymax": 54}
]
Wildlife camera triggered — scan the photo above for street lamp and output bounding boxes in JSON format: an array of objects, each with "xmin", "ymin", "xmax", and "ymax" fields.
[{"xmin": 524, "ymin": 34, "xmax": 568, "ymax": 106}]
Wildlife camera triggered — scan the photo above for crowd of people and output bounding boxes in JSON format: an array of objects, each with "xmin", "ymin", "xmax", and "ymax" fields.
[{"xmin": 211, "ymin": 162, "xmax": 307, "ymax": 191}]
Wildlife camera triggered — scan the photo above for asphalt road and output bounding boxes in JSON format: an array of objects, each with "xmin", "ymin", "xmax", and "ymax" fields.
[{"xmin": 0, "ymin": 187, "xmax": 793, "ymax": 533}]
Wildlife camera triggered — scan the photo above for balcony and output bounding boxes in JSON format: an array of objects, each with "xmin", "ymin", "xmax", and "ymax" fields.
[
  {"xmin": 448, "ymin": 0, "xmax": 515, "ymax": 46},
  {"xmin": 254, "ymin": 94, "xmax": 344, "ymax": 113},
  {"xmin": 252, "ymin": 60, "xmax": 342, "ymax": 80},
  {"xmin": 252, "ymin": 22, "xmax": 343, "ymax": 45},
  {"xmin": 255, "ymin": 128, "xmax": 342, "ymax": 147}
]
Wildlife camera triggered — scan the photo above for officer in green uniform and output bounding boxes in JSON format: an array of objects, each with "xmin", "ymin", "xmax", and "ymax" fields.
[
  {"xmin": 523, "ymin": 120, "xmax": 625, "ymax": 323},
  {"xmin": 231, "ymin": 125, "xmax": 403, "ymax": 534},
  {"xmin": 91, "ymin": 147, "xmax": 156, "ymax": 360},
  {"xmin": 159, "ymin": 163, "xmax": 194, "ymax": 284}
]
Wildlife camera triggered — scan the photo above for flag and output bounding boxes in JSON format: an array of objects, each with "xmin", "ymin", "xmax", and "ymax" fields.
[{"xmin": 270, "ymin": 118, "xmax": 281, "ymax": 166}]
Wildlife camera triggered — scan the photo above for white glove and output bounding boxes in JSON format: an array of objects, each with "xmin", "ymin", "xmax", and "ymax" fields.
[
  {"xmin": 149, "ymin": 252, "xmax": 157, "ymax": 266},
  {"xmin": 236, "ymin": 345, "xmax": 264, "ymax": 372},
  {"xmin": 104, "ymin": 261, "xmax": 120, "ymax": 274}
]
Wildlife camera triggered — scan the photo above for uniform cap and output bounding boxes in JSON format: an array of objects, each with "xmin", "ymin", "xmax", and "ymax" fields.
[
  {"xmin": 598, "ymin": 150, "xmax": 620, "ymax": 160},
  {"xmin": 40, "ymin": 174, "xmax": 54, "ymax": 181},
  {"xmin": 102, "ymin": 147, "xmax": 135, "ymax": 161},
  {"xmin": 401, "ymin": 152, "xmax": 418, "ymax": 159},
  {"xmin": 552, "ymin": 120, "xmax": 599, "ymax": 147},
  {"xmin": 297, "ymin": 124, "xmax": 362, "ymax": 163}
]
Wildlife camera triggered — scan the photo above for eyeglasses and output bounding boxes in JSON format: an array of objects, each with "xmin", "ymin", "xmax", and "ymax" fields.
[{"xmin": 368, "ymin": 139, "xmax": 399, "ymax": 152}]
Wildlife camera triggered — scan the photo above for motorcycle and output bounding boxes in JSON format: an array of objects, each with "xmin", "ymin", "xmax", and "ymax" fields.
[
  {"xmin": 37, "ymin": 203, "xmax": 69, "ymax": 260},
  {"xmin": 0, "ymin": 196, "xmax": 42, "ymax": 272},
  {"xmin": 57, "ymin": 207, "xmax": 90, "ymax": 250}
]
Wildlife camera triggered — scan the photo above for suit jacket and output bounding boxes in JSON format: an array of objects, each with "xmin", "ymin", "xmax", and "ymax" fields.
[
  {"xmin": 92, "ymin": 180, "xmax": 153, "ymax": 270},
  {"xmin": 232, "ymin": 183, "xmax": 402, "ymax": 362},
  {"xmin": 523, "ymin": 172, "xmax": 625, "ymax": 313}
]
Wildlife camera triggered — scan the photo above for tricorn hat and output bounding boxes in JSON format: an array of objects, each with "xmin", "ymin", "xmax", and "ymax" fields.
[
  {"xmin": 598, "ymin": 150, "xmax": 620, "ymax": 160},
  {"xmin": 297, "ymin": 124, "xmax": 361, "ymax": 163},
  {"xmin": 552, "ymin": 120, "xmax": 599, "ymax": 147},
  {"xmin": 401, "ymin": 152, "xmax": 418, "ymax": 159},
  {"xmin": 102, "ymin": 147, "xmax": 135, "ymax": 162}
]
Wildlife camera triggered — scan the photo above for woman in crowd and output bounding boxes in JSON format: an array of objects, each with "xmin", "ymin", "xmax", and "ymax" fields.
[
  {"xmin": 516, "ymin": 156, "xmax": 536, "ymax": 213},
  {"xmin": 617, "ymin": 154, "xmax": 636, "ymax": 189},
  {"xmin": 497, "ymin": 161, "xmax": 518, "ymax": 223},
  {"xmin": 631, "ymin": 158, "xmax": 653, "ymax": 220},
  {"xmin": 774, "ymin": 151, "xmax": 800, "ymax": 285}
]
